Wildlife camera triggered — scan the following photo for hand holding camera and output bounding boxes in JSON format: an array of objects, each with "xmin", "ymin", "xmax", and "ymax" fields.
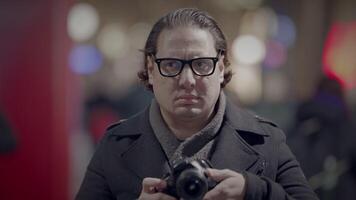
[
  {"xmin": 163, "ymin": 159, "xmax": 216, "ymax": 200},
  {"xmin": 138, "ymin": 159, "xmax": 246, "ymax": 200}
]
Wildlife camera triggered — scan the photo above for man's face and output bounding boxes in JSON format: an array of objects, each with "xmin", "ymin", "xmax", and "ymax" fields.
[{"xmin": 147, "ymin": 26, "xmax": 225, "ymax": 121}]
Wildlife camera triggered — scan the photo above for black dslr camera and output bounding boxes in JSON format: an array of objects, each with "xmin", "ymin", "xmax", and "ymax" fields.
[{"xmin": 163, "ymin": 159, "xmax": 217, "ymax": 200}]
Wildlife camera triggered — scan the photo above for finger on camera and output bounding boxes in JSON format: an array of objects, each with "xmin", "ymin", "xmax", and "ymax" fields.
[
  {"xmin": 142, "ymin": 177, "xmax": 166, "ymax": 193},
  {"xmin": 206, "ymin": 168, "xmax": 239, "ymax": 182}
]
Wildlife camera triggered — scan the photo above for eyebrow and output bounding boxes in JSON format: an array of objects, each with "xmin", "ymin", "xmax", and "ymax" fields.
[
  {"xmin": 156, "ymin": 53, "xmax": 216, "ymax": 59},
  {"xmin": 156, "ymin": 50, "xmax": 215, "ymax": 58}
]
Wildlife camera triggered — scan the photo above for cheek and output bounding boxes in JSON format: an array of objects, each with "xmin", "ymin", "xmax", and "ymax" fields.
[
  {"xmin": 150, "ymin": 67, "xmax": 166, "ymax": 86},
  {"xmin": 152, "ymin": 76, "xmax": 176, "ymax": 98},
  {"xmin": 155, "ymin": 74, "xmax": 173, "ymax": 88},
  {"xmin": 199, "ymin": 75, "xmax": 221, "ymax": 92}
]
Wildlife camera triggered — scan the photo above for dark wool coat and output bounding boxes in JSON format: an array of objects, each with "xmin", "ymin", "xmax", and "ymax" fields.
[{"xmin": 76, "ymin": 99, "xmax": 319, "ymax": 200}]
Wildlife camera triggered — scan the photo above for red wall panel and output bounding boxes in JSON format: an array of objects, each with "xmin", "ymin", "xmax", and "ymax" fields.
[{"xmin": 0, "ymin": 1, "xmax": 73, "ymax": 200}]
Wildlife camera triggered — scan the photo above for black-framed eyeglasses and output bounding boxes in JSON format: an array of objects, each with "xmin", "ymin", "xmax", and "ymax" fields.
[{"xmin": 153, "ymin": 54, "xmax": 220, "ymax": 77}]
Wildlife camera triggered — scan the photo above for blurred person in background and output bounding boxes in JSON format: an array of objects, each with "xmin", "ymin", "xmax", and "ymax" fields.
[
  {"xmin": 0, "ymin": 111, "xmax": 17, "ymax": 153},
  {"xmin": 76, "ymin": 8, "xmax": 318, "ymax": 200},
  {"xmin": 288, "ymin": 76, "xmax": 356, "ymax": 200}
]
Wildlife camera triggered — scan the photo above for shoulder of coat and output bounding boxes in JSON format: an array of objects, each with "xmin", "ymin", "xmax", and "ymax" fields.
[
  {"xmin": 106, "ymin": 119, "xmax": 128, "ymax": 131},
  {"xmin": 254, "ymin": 115, "xmax": 279, "ymax": 128}
]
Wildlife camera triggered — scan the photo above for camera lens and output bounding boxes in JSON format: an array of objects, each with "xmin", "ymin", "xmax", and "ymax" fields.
[
  {"xmin": 184, "ymin": 179, "xmax": 202, "ymax": 195},
  {"xmin": 176, "ymin": 169, "xmax": 208, "ymax": 200}
]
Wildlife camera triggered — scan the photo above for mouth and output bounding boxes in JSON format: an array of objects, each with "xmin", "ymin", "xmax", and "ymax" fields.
[{"xmin": 174, "ymin": 95, "xmax": 199, "ymax": 105}]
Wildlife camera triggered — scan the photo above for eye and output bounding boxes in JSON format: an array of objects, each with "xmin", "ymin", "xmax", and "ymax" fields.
[
  {"xmin": 159, "ymin": 59, "xmax": 182, "ymax": 75},
  {"xmin": 192, "ymin": 59, "xmax": 212, "ymax": 72},
  {"xmin": 163, "ymin": 60, "xmax": 180, "ymax": 68}
]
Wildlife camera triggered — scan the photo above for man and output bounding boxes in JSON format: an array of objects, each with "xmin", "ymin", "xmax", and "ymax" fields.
[
  {"xmin": 0, "ymin": 111, "xmax": 16, "ymax": 153},
  {"xmin": 76, "ymin": 8, "xmax": 318, "ymax": 200}
]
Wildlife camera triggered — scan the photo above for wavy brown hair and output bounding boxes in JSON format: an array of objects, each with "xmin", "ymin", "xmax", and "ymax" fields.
[{"xmin": 138, "ymin": 8, "xmax": 232, "ymax": 91}]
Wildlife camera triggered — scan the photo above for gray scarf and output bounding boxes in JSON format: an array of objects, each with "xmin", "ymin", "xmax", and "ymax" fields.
[{"xmin": 149, "ymin": 92, "xmax": 226, "ymax": 166}]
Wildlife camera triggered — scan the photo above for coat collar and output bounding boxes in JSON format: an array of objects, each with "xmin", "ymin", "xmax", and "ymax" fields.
[
  {"xmin": 110, "ymin": 98, "xmax": 268, "ymax": 179},
  {"xmin": 110, "ymin": 98, "xmax": 269, "ymax": 137}
]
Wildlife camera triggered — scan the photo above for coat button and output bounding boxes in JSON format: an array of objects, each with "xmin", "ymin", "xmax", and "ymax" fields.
[{"xmin": 257, "ymin": 160, "xmax": 266, "ymax": 175}]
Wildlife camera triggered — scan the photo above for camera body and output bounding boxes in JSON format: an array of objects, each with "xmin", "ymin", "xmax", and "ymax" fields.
[{"xmin": 163, "ymin": 159, "xmax": 216, "ymax": 200}]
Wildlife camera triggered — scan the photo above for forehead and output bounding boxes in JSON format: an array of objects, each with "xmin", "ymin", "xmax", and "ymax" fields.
[{"xmin": 156, "ymin": 26, "xmax": 216, "ymax": 57}]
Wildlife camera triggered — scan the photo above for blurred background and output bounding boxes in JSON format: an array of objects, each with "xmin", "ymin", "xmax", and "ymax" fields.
[{"xmin": 1, "ymin": 0, "xmax": 355, "ymax": 199}]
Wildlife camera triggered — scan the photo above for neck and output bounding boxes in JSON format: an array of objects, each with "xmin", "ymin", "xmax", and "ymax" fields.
[{"xmin": 160, "ymin": 107, "xmax": 216, "ymax": 140}]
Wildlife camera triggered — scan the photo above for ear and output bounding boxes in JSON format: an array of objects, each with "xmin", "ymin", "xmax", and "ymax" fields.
[
  {"xmin": 147, "ymin": 56, "xmax": 154, "ymax": 85},
  {"xmin": 218, "ymin": 55, "xmax": 225, "ymax": 84}
]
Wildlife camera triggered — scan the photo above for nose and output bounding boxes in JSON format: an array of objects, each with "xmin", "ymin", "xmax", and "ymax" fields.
[{"xmin": 178, "ymin": 64, "xmax": 196, "ymax": 89}]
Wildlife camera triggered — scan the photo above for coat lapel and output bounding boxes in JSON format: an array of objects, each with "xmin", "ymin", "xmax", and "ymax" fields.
[
  {"xmin": 121, "ymin": 131, "xmax": 168, "ymax": 179},
  {"xmin": 210, "ymin": 99, "xmax": 268, "ymax": 174},
  {"xmin": 118, "ymin": 108, "xmax": 168, "ymax": 180},
  {"xmin": 210, "ymin": 121, "xmax": 260, "ymax": 172}
]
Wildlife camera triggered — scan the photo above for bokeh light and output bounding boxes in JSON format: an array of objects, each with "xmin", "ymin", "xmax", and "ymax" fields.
[
  {"xmin": 254, "ymin": 7, "xmax": 278, "ymax": 38},
  {"xmin": 67, "ymin": 3, "xmax": 100, "ymax": 42},
  {"xmin": 228, "ymin": 65, "xmax": 262, "ymax": 105},
  {"xmin": 239, "ymin": 7, "xmax": 277, "ymax": 39},
  {"xmin": 323, "ymin": 22, "xmax": 356, "ymax": 89},
  {"xmin": 69, "ymin": 45, "xmax": 103, "ymax": 75},
  {"xmin": 232, "ymin": 35, "xmax": 266, "ymax": 65},
  {"xmin": 97, "ymin": 23, "xmax": 128, "ymax": 60},
  {"xmin": 263, "ymin": 40, "xmax": 287, "ymax": 69},
  {"xmin": 273, "ymin": 14, "xmax": 296, "ymax": 48}
]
